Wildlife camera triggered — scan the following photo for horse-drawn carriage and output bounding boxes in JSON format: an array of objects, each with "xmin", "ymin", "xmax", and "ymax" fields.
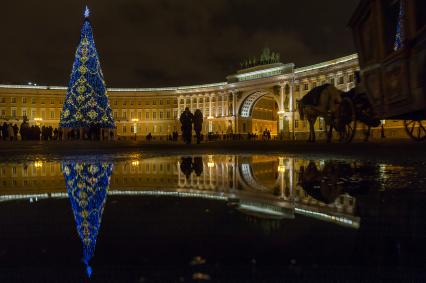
[{"xmin": 299, "ymin": 0, "xmax": 426, "ymax": 143}]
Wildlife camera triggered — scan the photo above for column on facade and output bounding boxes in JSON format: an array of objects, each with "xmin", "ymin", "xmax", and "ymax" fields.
[
  {"xmin": 221, "ymin": 94, "xmax": 225, "ymax": 117},
  {"xmin": 177, "ymin": 96, "xmax": 181, "ymax": 117},
  {"xmin": 196, "ymin": 95, "xmax": 199, "ymax": 110},
  {"xmin": 183, "ymin": 96, "xmax": 187, "ymax": 110},
  {"xmin": 231, "ymin": 91, "xmax": 237, "ymax": 133},
  {"xmin": 209, "ymin": 94, "xmax": 212, "ymax": 117},
  {"xmin": 290, "ymin": 78, "xmax": 295, "ymax": 140},
  {"xmin": 202, "ymin": 95, "xmax": 208, "ymax": 117},
  {"xmin": 208, "ymin": 94, "xmax": 213, "ymax": 133},
  {"xmin": 278, "ymin": 84, "xmax": 285, "ymax": 136}
]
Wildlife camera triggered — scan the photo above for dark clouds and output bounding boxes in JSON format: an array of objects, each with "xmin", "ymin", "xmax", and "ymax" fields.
[{"xmin": 0, "ymin": 0, "xmax": 359, "ymax": 87}]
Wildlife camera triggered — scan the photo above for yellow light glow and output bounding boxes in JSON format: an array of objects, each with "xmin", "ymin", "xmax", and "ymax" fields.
[
  {"xmin": 131, "ymin": 160, "xmax": 140, "ymax": 166},
  {"xmin": 277, "ymin": 111, "xmax": 285, "ymax": 115},
  {"xmin": 131, "ymin": 118, "xmax": 139, "ymax": 122},
  {"xmin": 34, "ymin": 161, "xmax": 43, "ymax": 168},
  {"xmin": 34, "ymin": 118, "xmax": 43, "ymax": 121},
  {"xmin": 207, "ymin": 155, "xmax": 215, "ymax": 168},
  {"xmin": 278, "ymin": 165, "xmax": 285, "ymax": 173}
]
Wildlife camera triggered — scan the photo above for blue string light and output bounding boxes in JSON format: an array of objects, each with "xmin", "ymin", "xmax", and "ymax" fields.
[
  {"xmin": 62, "ymin": 161, "xmax": 113, "ymax": 278},
  {"xmin": 59, "ymin": 7, "xmax": 115, "ymax": 129}
]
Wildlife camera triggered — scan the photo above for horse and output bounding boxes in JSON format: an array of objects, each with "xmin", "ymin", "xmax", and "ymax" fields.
[{"xmin": 297, "ymin": 84, "xmax": 344, "ymax": 142}]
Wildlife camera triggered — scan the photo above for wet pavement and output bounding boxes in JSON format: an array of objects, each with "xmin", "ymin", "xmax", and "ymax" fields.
[{"xmin": 0, "ymin": 154, "xmax": 425, "ymax": 282}]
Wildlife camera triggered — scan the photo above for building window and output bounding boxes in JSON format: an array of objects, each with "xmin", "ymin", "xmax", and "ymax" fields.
[
  {"xmin": 159, "ymin": 112, "xmax": 163, "ymax": 119},
  {"xmin": 50, "ymin": 111, "xmax": 55, "ymax": 119},
  {"xmin": 173, "ymin": 110, "xmax": 177, "ymax": 118},
  {"xmin": 303, "ymin": 83, "xmax": 309, "ymax": 91},
  {"xmin": 22, "ymin": 97, "xmax": 27, "ymax": 104},
  {"xmin": 0, "ymin": 97, "xmax": 5, "ymax": 103},
  {"xmin": 22, "ymin": 109, "xmax": 27, "ymax": 117},
  {"xmin": 159, "ymin": 100, "xmax": 163, "ymax": 105},
  {"xmin": 41, "ymin": 99, "xmax": 45, "ymax": 104},
  {"xmin": 32, "ymin": 110, "xmax": 36, "ymax": 118},
  {"xmin": 123, "ymin": 125, "xmax": 126, "ymax": 133},
  {"xmin": 123, "ymin": 100, "xmax": 127, "ymax": 106},
  {"xmin": 338, "ymin": 76, "xmax": 344, "ymax": 85},
  {"xmin": 295, "ymin": 85, "xmax": 300, "ymax": 92},
  {"xmin": 114, "ymin": 111, "xmax": 117, "ymax": 119},
  {"xmin": 130, "ymin": 100, "xmax": 134, "ymax": 105},
  {"xmin": 146, "ymin": 112, "xmax": 150, "ymax": 119},
  {"xmin": 166, "ymin": 100, "xmax": 170, "ymax": 105},
  {"xmin": 50, "ymin": 99, "xmax": 54, "ymax": 104},
  {"xmin": 114, "ymin": 100, "xmax": 117, "ymax": 105},
  {"xmin": 153, "ymin": 112, "xmax": 157, "ymax": 120},
  {"xmin": 11, "ymin": 97, "xmax": 16, "ymax": 103},
  {"xmin": 349, "ymin": 74, "xmax": 354, "ymax": 82},
  {"xmin": 123, "ymin": 111, "xmax": 127, "ymax": 119},
  {"xmin": 294, "ymin": 119, "xmax": 299, "ymax": 129},
  {"xmin": 138, "ymin": 112, "xmax": 142, "ymax": 120},
  {"xmin": 153, "ymin": 100, "xmax": 157, "ymax": 105},
  {"xmin": 330, "ymin": 78, "xmax": 335, "ymax": 85},
  {"xmin": 31, "ymin": 97, "xmax": 36, "ymax": 104},
  {"xmin": 11, "ymin": 109, "xmax": 16, "ymax": 117},
  {"xmin": 166, "ymin": 111, "xmax": 170, "ymax": 119}
]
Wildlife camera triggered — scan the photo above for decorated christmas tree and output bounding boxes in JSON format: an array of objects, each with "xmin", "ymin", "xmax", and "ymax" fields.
[
  {"xmin": 62, "ymin": 161, "xmax": 113, "ymax": 278},
  {"xmin": 59, "ymin": 6, "xmax": 115, "ymax": 129}
]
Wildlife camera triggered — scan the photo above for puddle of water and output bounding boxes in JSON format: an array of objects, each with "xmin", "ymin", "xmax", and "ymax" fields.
[{"xmin": 0, "ymin": 154, "xmax": 425, "ymax": 281}]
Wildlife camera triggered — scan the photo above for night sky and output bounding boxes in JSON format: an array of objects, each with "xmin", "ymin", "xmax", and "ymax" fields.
[{"xmin": 0, "ymin": 0, "xmax": 359, "ymax": 88}]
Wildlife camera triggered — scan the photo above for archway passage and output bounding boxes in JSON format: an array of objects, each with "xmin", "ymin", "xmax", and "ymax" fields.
[{"xmin": 238, "ymin": 92, "xmax": 279, "ymax": 136}]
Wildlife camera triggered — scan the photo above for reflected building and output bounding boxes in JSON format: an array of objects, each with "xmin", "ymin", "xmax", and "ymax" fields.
[{"xmin": 0, "ymin": 156, "xmax": 362, "ymax": 229}]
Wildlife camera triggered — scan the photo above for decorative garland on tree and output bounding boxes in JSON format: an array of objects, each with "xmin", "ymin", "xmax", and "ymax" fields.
[
  {"xmin": 59, "ymin": 6, "xmax": 115, "ymax": 129},
  {"xmin": 62, "ymin": 160, "xmax": 113, "ymax": 277}
]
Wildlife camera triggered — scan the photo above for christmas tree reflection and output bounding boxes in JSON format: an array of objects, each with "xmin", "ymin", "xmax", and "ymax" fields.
[{"xmin": 62, "ymin": 161, "xmax": 113, "ymax": 278}]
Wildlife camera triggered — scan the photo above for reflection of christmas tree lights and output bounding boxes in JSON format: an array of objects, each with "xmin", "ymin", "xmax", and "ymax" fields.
[{"xmin": 62, "ymin": 161, "xmax": 113, "ymax": 278}]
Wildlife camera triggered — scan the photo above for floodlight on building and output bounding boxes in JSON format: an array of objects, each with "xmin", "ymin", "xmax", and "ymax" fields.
[
  {"xmin": 131, "ymin": 118, "xmax": 139, "ymax": 122},
  {"xmin": 34, "ymin": 118, "xmax": 43, "ymax": 121}
]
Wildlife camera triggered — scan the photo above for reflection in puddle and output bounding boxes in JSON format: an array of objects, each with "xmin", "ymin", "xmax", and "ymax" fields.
[
  {"xmin": 0, "ymin": 155, "xmax": 424, "ymax": 280},
  {"xmin": 0, "ymin": 155, "xmax": 370, "ymax": 230},
  {"xmin": 62, "ymin": 161, "xmax": 113, "ymax": 277}
]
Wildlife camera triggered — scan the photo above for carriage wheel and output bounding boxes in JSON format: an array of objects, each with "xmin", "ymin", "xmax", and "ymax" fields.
[
  {"xmin": 335, "ymin": 97, "xmax": 357, "ymax": 143},
  {"xmin": 404, "ymin": 120, "xmax": 426, "ymax": 142}
]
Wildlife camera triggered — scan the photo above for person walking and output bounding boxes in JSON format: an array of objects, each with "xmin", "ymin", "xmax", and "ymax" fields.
[
  {"xmin": 2, "ymin": 122, "xmax": 8, "ymax": 141},
  {"xmin": 13, "ymin": 124, "xmax": 19, "ymax": 141},
  {"xmin": 8, "ymin": 124, "xmax": 14, "ymax": 142}
]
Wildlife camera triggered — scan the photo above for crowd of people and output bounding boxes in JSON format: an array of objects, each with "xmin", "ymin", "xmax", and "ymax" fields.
[
  {"xmin": 1, "ymin": 119, "xmax": 276, "ymax": 143},
  {"xmin": 1, "ymin": 122, "xmax": 63, "ymax": 141}
]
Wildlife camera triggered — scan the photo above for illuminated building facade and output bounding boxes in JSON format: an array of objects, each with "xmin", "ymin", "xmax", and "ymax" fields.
[{"xmin": 0, "ymin": 53, "xmax": 406, "ymax": 139}]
